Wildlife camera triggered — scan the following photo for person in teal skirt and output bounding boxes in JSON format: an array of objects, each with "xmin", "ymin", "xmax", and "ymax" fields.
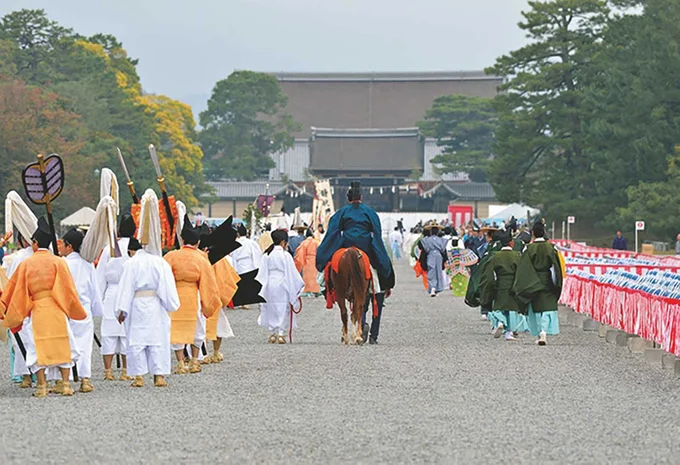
[
  {"xmin": 512, "ymin": 220, "xmax": 562, "ymax": 345},
  {"xmin": 479, "ymin": 230, "xmax": 526, "ymax": 341}
]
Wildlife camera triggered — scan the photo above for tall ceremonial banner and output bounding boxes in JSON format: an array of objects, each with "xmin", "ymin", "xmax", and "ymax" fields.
[{"xmin": 312, "ymin": 180, "xmax": 335, "ymax": 229}]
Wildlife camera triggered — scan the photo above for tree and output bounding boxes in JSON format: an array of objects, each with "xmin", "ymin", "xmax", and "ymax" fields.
[
  {"xmin": 199, "ymin": 71, "xmax": 300, "ymax": 181},
  {"xmin": 486, "ymin": 0, "xmax": 611, "ymax": 220},
  {"xmin": 137, "ymin": 95, "xmax": 210, "ymax": 208},
  {"xmin": 0, "ymin": 79, "xmax": 99, "ymax": 220},
  {"xmin": 417, "ymin": 95, "xmax": 496, "ymax": 179},
  {"xmin": 584, "ymin": 0, "xmax": 680, "ymax": 229},
  {"xmin": 615, "ymin": 155, "xmax": 680, "ymax": 240},
  {"xmin": 0, "ymin": 9, "xmax": 72, "ymax": 84},
  {"xmin": 0, "ymin": 9, "xmax": 211, "ymax": 214}
]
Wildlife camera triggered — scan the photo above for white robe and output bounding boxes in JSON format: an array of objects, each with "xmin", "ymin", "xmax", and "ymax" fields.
[
  {"xmin": 230, "ymin": 237, "xmax": 263, "ymax": 275},
  {"xmin": 7, "ymin": 247, "xmax": 33, "ymax": 378},
  {"xmin": 115, "ymin": 249, "xmax": 180, "ymax": 376},
  {"xmin": 256, "ymin": 246, "xmax": 305, "ymax": 334},
  {"xmin": 64, "ymin": 252, "xmax": 102, "ymax": 379},
  {"xmin": 95, "ymin": 238, "xmax": 130, "ymax": 340}
]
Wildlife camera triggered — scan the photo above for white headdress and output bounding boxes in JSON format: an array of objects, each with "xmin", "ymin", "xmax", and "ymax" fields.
[
  {"xmin": 80, "ymin": 195, "xmax": 119, "ymax": 263},
  {"xmin": 176, "ymin": 200, "xmax": 187, "ymax": 233},
  {"xmin": 138, "ymin": 189, "xmax": 162, "ymax": 256},
  {"xmin": 4, "ymin": 191, "xmax": 38, "ymax": 244},
  {"xmin": 99, "ymin": 168, "xmax": 120, "ymax": 216}
]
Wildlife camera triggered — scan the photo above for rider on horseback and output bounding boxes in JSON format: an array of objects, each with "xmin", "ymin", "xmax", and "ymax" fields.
[{"xmin": 316, "ymin": 182, "xmax": 395, "ymax": 344}]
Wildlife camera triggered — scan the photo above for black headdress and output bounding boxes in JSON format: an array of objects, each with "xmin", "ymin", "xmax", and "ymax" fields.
[
  {"xmin": 347, "ymin": 181, "xmax": 362, "ymax": 202},
  {"xmin": 498, "ymin": 229, "xmax": 512, "ymax": 246},
  {"xmin": 119, "ymin": 213, "xmax": 136, "ymax": 238},
  {"xmin": 128, "ymin": 237, "xmax": 142, "ymax": 252},
  {"xmin": 62, "ymin": 227, "xmax": 84, "ymax": 252},
  {"xmin": 32, "ymin": 217, "xmax": 52, "ymax": 248},
  {"xmin": 237, "ymin": 224, "xmax": 247, "ymax": 237},
  {"xmin": 180, "ymin": 214, "xmax": 201, "ymax": 245},
  {"xmin": 200, "ymin": 216, "xmax": 241, "ymax": 265},
  {"xmin": 532, "ymin": 219, "xmax": 546, "ymax": 238},
  {"xmin": 271, "ymin": 229, "xmax": 288, "ymax": 245}
]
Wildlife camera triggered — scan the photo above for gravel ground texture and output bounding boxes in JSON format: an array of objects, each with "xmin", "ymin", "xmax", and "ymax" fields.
[{"xmin": 1, "ymin": 260, "xmax": 680, "ymax": 464}]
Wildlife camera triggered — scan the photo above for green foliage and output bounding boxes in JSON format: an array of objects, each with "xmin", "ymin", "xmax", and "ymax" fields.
[
  {"xmin": 0, "ymin": 8, "xmax": 208, "ymax": 220},
  {"xmin": 487, "ymin": 0, "xmax": 680, "ymax": 235},
  {"xmin": 199, "ymin": 71, "xmax": 301, "ymax": 181},
  {"xmin": 486, "ymin": 0, "xmax": 611, "ymax": 222},
  {"xmin": 242, "ymin": 202, "xmax": 263, "ymax": 233},
  {"xmin": 418, "ymin": 95, "xmax": 496, "ymax": 178},
  {"xmin": 615, "ymin": 156, "xmax": 680, "ymax": 240}
]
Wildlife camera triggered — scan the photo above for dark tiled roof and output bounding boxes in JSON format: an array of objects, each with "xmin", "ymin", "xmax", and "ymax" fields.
[
  {"xmin": 207, "ymin": 181, "xmax": 312, "ymax": 200},
  {"xmin": 423, "ymin": 182, "xmax": 496, "ymax": 200},
  {"xmin": 310, "ymin": 129, "xmax": 424, "ymax": 173}
]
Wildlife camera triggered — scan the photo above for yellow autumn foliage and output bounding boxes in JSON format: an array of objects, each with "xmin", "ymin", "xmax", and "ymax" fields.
[
  {"xmin": 72, "ymin": 38, "xmax": 205, "ymax": 209},
  {"xmin": 74, "ymin": 40, "xmax": 110, "ymax": 62},
  {"xmin": 137, "ymin": 94, "xmax": 205, "ymax": 208}
]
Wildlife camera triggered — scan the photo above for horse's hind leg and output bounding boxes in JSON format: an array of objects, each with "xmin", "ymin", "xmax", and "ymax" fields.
[
  {"xmin": 353, "ymin": 298, "xmax": 365, "ymax": 345},
  {"xmin": 339, "ymin": 300, "xmax": 349, "ymax": 345}
]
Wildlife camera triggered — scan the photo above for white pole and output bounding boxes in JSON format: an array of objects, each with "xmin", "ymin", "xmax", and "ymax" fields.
[
  {"xmin": 551, "ymin": 221, "xmax": 555, "ymax": 240},
  {"xmin": 561, "ymin": 221, "xmax": 565, "ymax": 240},
  {"xmin": 635, "ymin": 228, "xmax": 638, "ymax": 253},
  {"xmin": 567, "ymin": 222, "xmax": 571, "ymax": 242}
]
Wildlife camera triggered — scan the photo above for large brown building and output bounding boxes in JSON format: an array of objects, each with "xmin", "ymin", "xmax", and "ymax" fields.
[
  {"xmin": 276, "ymin": 71, "xmax": 503, "ymax": 138},
  {"xmin": 207, "ymin": 71, "xmax": 502, "ymax": 216}
]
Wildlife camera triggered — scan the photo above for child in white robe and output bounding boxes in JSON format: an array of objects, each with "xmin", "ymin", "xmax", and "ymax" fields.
[{"xmin": 256, "ymin": 229, "xmax": 305, "ymax": 344}]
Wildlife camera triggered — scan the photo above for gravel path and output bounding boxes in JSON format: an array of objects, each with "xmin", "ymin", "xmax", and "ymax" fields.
[{"xmin": 1, "ymin": 260, "xmax": 680, "ymax": 464}]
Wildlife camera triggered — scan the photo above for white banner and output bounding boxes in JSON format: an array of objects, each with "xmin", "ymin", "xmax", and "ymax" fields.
[{"xmin": 312, "ymin": 180, "xmax": 335, "ymax": 229}]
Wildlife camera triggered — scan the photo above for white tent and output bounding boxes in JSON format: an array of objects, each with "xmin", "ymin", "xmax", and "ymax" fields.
[
  {"xmin": 488, "ymin": 203, "xmax": 539, "ymax": 223},
  {"xmin": 60, "ymin": 207, "xmax": 96, "ymax": 230}
]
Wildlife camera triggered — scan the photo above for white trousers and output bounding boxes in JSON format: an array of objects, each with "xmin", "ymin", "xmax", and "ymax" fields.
[
  {"xmin": 11, "ymin": 322, "xmax": 31, "ymax": 377},
  {"xmin": 70, "ymin": 318, "xmax": 94, "ymax": 379},
  {"xmin": 127, "ymin": 344, "xmax": 171, "ymax": 376},
  {"xmin": 101, "ymin": 336, "xmax": 128, "ymax": 356}
]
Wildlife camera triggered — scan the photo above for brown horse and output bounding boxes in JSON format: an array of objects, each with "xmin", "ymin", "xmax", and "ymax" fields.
[{"xmin": 331, "ymin": 248, "xmax": 370, "ymax": 345}]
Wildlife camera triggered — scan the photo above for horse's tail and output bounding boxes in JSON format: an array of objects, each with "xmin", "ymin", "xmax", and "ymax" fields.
[{"xmin": 347, "ymin": 248, "xmax": 367, "ymax": 308}]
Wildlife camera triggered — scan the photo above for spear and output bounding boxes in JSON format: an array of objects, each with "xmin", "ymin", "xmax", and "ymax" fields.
[
  {"xmin": 116, "ymin": 148, "xmax": 139, "ymax": 204},
  {"xmin": 148, "ymin": 145, "xmax": 181, "ymax": 249}
]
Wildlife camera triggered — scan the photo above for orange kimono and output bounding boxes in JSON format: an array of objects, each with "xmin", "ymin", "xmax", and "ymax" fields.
[
  {"xmin": 206, "ymin": 258, "xmax": 240, "ymax": 341},
  {"xmin": 164, "ymin": 247, "xmax": 221, "ymax": 345},
  {"xmin": 1, "ymin": 250, "xmax": 86, "ymax": 366},
  {"xmin": 294, "ymin": 237, "xmax": 320, "ymax": 293}
]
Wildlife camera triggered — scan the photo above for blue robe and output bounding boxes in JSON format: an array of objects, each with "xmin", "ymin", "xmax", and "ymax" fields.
[
  {"xmin": 288, "ymin": 235, "xmax": 304, "ymax": 256},
  {"xmin": 420, "ymin": 235, "xmax": 447, "ymax": 293},
  {"xmin": 315, "ymin": 203, "xmax": 393, "ymax": 282}
]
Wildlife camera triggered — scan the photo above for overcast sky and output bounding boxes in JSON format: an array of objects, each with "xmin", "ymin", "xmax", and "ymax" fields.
[{"xmin": 2, "ymin": 0, "xmax": 531, "ymax": 116}]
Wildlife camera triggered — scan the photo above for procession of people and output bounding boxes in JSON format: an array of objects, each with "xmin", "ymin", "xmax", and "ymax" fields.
[{"xmin": 0, "ymin": 151, "xmax": 564, "ymax": 400}]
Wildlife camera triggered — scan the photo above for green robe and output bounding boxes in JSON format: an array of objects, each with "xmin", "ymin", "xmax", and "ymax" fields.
[
  {"xmin": 464, "ymin": 240, "xmax": 502, "ymax": 308},
  {"xmin": 512, "ymin": 240, "xmax": 563, "ymax": 312},
  {"xmin": 479, "ymin": 248, "xmax": 523, "ymax": 312}
]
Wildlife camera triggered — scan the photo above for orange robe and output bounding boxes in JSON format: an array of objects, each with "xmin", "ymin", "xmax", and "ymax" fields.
[
  {"xmin": 294, "ymin": 237, "xmax": 320, "ymax": 293},
  {"xmin": 206, "ymin": 258, "xmax": 240, "ymax": 341},
  {"xmin": 1, "ymin": 250, "xmax": 86, "ymax": 366},
  {"xmin": 164, "ymin": 247, "xmax": 221, "ymax": 345}
]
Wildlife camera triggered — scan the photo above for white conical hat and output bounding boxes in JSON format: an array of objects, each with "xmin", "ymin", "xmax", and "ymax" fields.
[
  {"xmin": 81, "ymin": 195, "xmax": 119, "ymax": 263},
  {"xmin": 138, "ymin": 189, "xmax": 162, "ymax": 256},
  {"xmin": 292, "ymin": 207, "xmax": 305, "ymax": 230},
  {"xmin": 100, "ymin": 168, "xmax": 120, "ymax": 216},
  {"xmin": 4, "ymin": 190, "xmax": 38, "ymax": 243}
]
